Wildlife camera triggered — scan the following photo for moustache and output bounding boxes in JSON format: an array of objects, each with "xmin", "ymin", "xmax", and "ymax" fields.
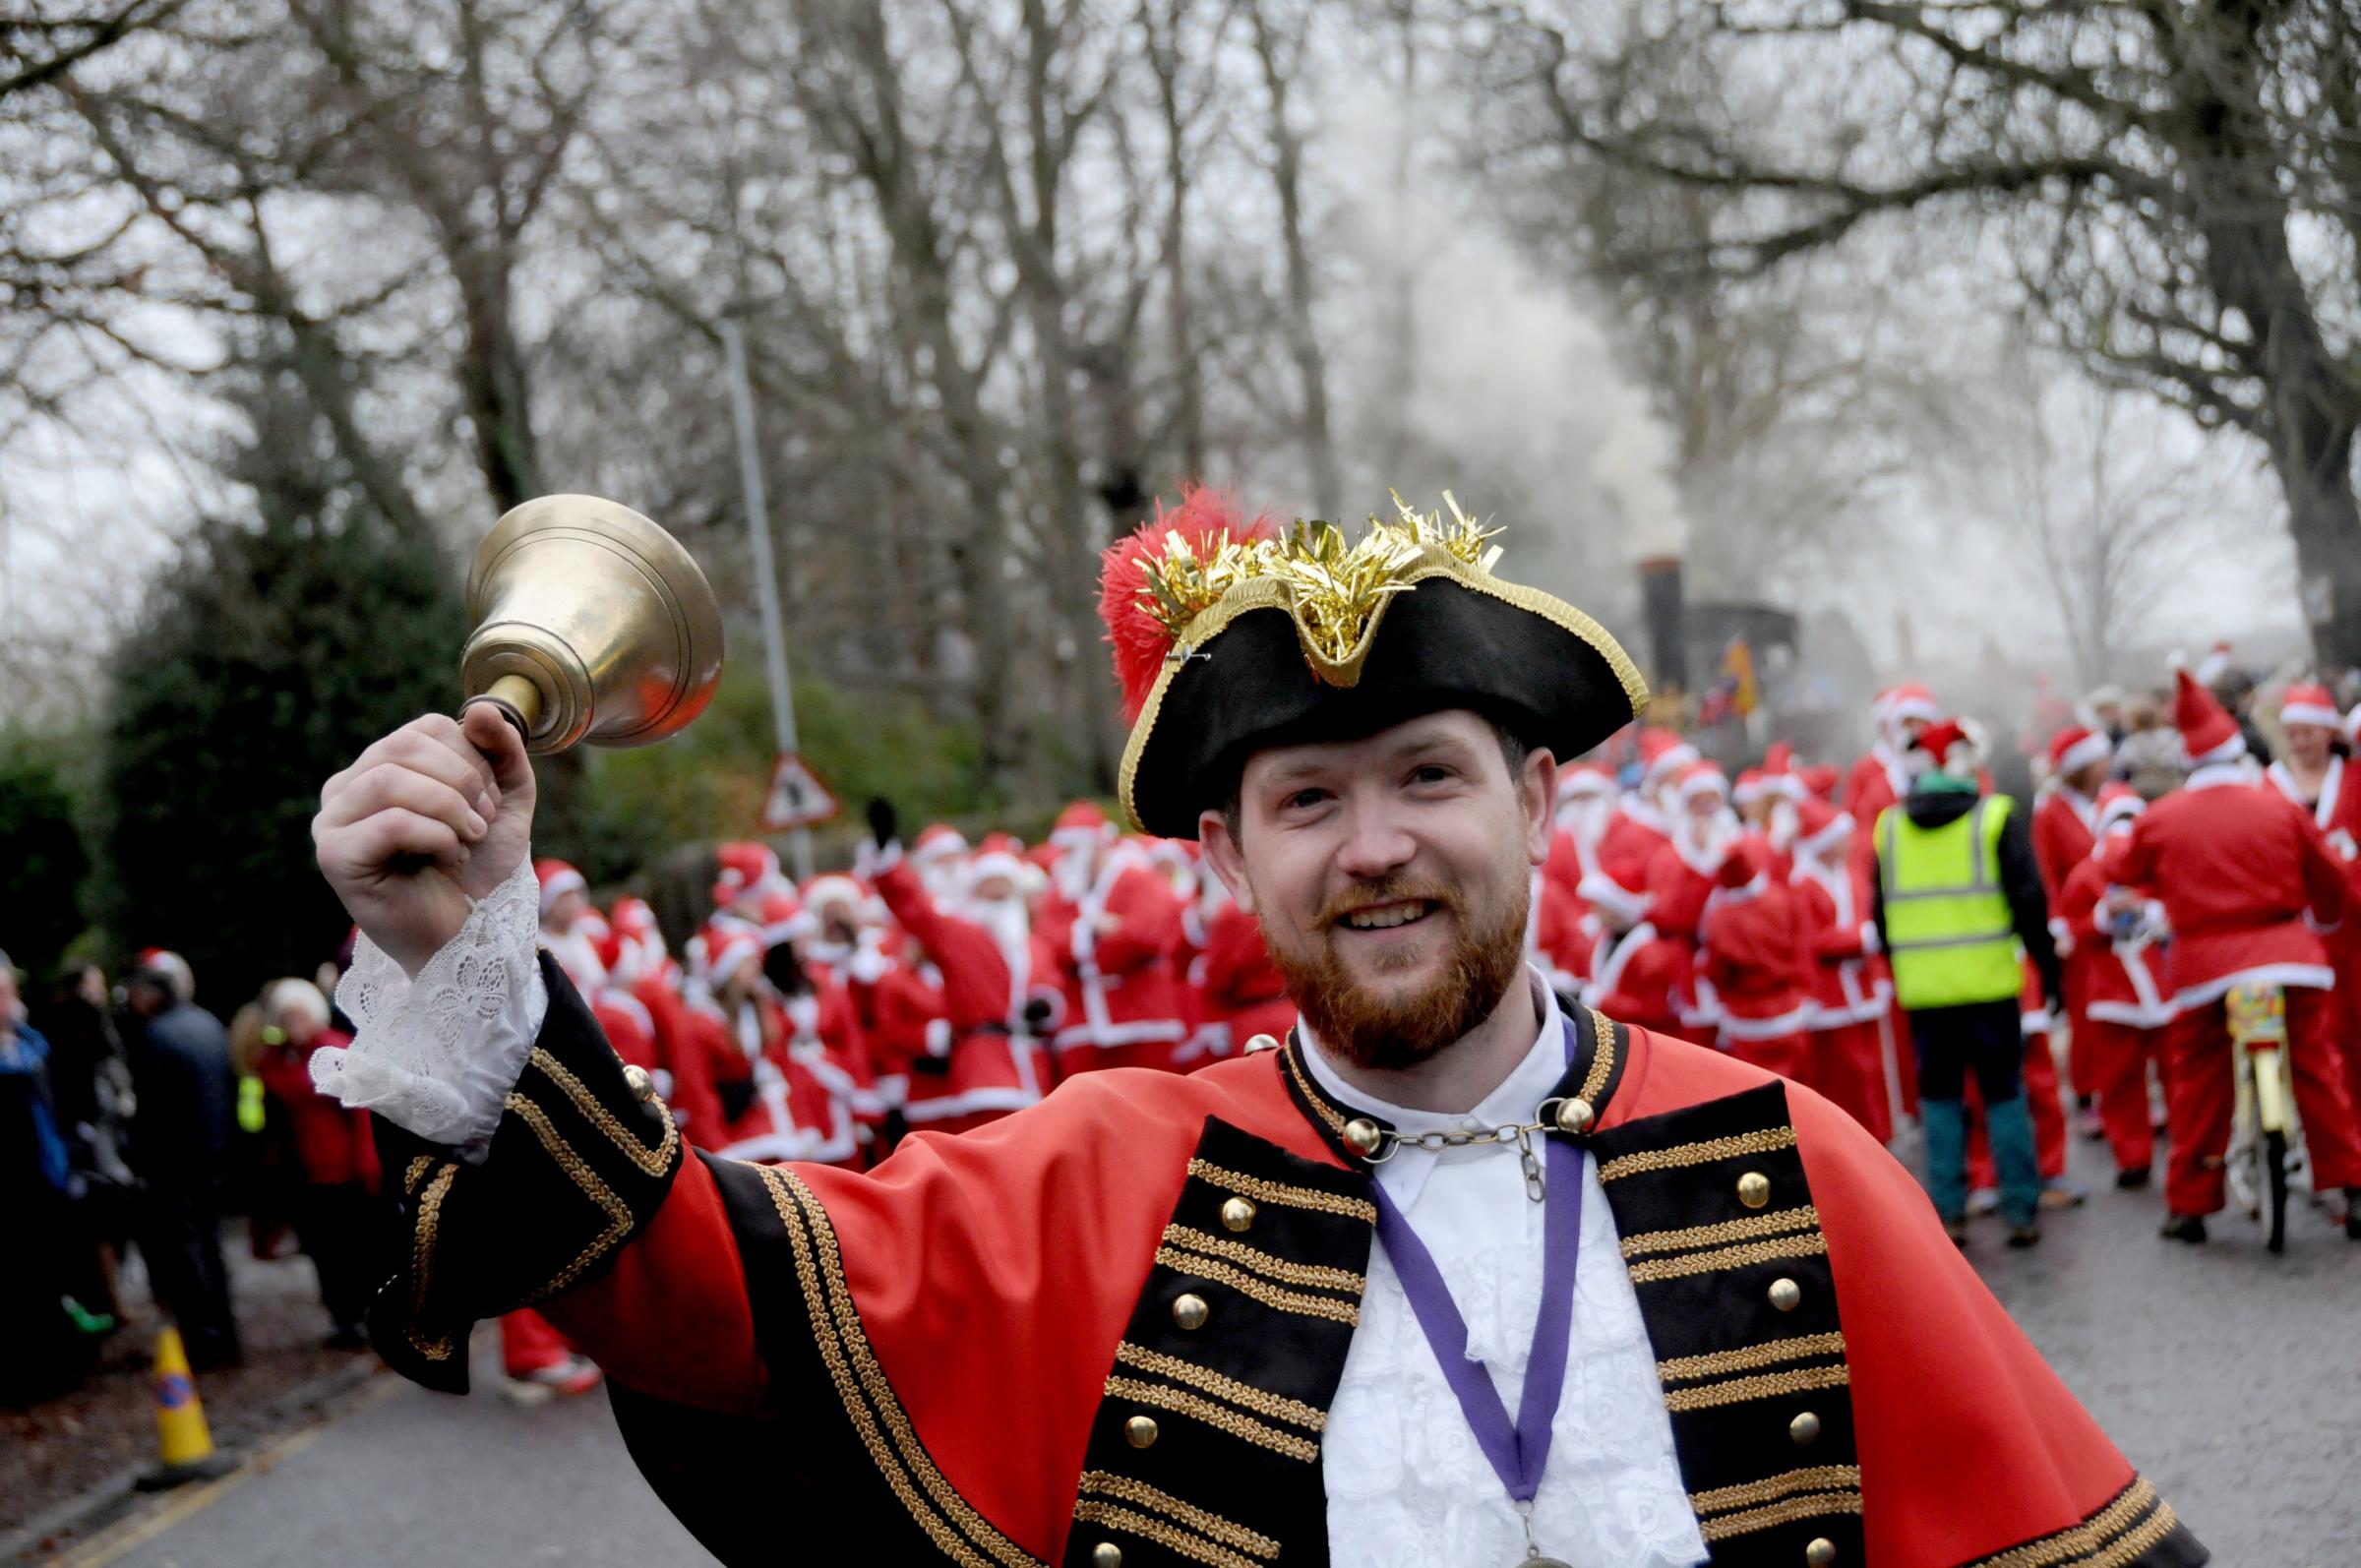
[{"xmin": 1312, "ymin": 875, "xmax": 1461, "ymax": 929}]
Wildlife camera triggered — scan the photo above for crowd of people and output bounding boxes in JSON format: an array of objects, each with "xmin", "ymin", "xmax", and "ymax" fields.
[{"xmin": 12, "ymin": 646, "xmax": 2361, "ymax": 1408}]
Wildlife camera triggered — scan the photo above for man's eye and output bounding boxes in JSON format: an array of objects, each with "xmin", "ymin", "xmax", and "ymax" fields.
[
  {"xmin": 1283, "ymin": 788, "xmax": 1329, "ymax": 812},
  {"xmin": 1410, "ymin": 764, "xmax": 1454, "ymax": 785}
]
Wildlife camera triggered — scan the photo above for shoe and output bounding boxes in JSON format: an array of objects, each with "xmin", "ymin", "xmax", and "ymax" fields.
[
  {"xmin": 2006, "ymin": 1224, "xmax": 2041, "ymax": 1249},
  {"xmin": 1967, "ymin": 1188, "xmax": 2000, "ymax": 1217},
  {"xmin": 501, "ymin": 1355, "xmax": 602, "ymax": 1404},
  {"xmin": 2158, "ymin": 1214, "xmax": 2208, "ymax": 1244},
  {"xmin": 2039, "ymin": 1180, "xmax": 2089, "ymax": 1210},
  {"xmin": 2113, "ymin": 1166, "xmax": 2151, "ymax": 1190},
  {"xmin": 1942, "ymin": 1216, "xmax": 1968, "ymax": 1247},
  {"xmin": 2075, "ymin": 1106, "xmax": 2106, "ymax": 1141},
  {"xmin": 2346, "ymin": 1189, "xmax": 2361, "ymax": 1240}
]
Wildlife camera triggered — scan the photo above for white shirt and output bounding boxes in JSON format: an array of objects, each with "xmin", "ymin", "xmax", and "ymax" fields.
[
  {"xmin": 1302, "ymin": 982, "xmax": 1707, "ymax": 1567},
  {"xmin": 321, "ymin": 877, "xmax": 1706, "ymax": 1564}
]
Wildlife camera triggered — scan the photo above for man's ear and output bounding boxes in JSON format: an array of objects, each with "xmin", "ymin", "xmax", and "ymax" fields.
[
  {"xmin": 1198, "ymin": 809, "xmax": 1257, "ymax": 916},
  {"xmin": 1521, "ymin": 748, "xmax": 1558, "ymax": 868}
]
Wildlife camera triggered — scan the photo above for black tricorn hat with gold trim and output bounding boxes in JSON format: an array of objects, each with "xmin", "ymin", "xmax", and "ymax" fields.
[{"xmin": 1101, "ymin": 488, "xmax": 1651, "ymax": 838}]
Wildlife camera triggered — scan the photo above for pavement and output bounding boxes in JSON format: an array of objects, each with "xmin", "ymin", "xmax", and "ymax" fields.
[{"xmin": 21, "ymin": 1120, "xmax": 2359, "ymax": 1567}]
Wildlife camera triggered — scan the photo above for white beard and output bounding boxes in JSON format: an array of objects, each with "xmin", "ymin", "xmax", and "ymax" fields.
[
  {"xmin": 964, "ymin": 895, "xmax": 1034, "ymax": 983},
  {"xmin": 1556, "ymin": 796, "xmax": 1614, "ymax": 847}
]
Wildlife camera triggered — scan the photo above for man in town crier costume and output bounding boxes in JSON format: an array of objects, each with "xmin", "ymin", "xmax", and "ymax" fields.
[{"xmin": 311, "ymin": 488, "xmax": 2204, "ymax": 1568}]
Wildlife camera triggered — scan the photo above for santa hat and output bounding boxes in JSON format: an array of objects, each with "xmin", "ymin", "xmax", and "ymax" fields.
[
  {"xmin": 700, "ymin": 926, "xmax": 764, "ymax": 989},
  {"xmin": 1637, "ymin": 728, "xmax": 1699, "ymax": 786},
  {"xmin": 711, "ymin": 840, "xmax": 785, "ymax": 908},
  {"xmin": 1672, "ymin": 759, "xmax": 1729, "ymax": 806},
  {"xmin": 1883, "ymin": 683, "xmax": 1939, "ymax": 732},
  {"xmin": 966, "ymin": 832, "xmax": 1028, "ymax": 889},
  {"xmin": 1051, "ymin": 801, "xmax": 1117, "ymax": 847},
  {"xmin": 2279, "ymin": 682, "xmax": 2341, "ymax": 732},
  {"xmin": 1798, "ymin": 762, "xmax": 1840, "ymax": 801},
  {"xmin": 1731, "ymin": 768, "xmax": 1769, "ymax": 807},
  {"xmin": 1907, "ymin": 718, "xmax": 1979, "ymax": 776},
  {"xmin": 1792, "ymin": 796, "xmax": 1853, "ymax": 861},
  {"xmin": 611, "ymin": 896, "xmax": 661, "ymax": 942},
  {"xmin": 2094, "ymin": 782, "xmax": 2145, "ymax": 835},
  {"xmin": 534, "ymin": 858, "xmax": 587, "ymax": 919},
  {"xmin": 2171, "ymin": 666, "xmax": 2245, "ymax": 766},
  {"xmin": 802, "ymin": 874, "xmax": 875, "ymax": 926},
  {"xmin": 131, "ymin": 948, "xmax": 195, "ymax": 1001},
  {"xmin": 1557, "ymin": 760, "xmax": 1617, "ymax": 803},
  {"xmin": 2047, "ymin": 725, "xmax": 2113, "ymax": 779},
  {"xmin": 1576, "ymin": 860, "xmax": 1654, "ymax": 927},
  {"xmin": 912, "ymin": 823, "xmax": 968, "ymax": 867},
  {"xmin": 1759, "ymin": 742, "xmax": 1807, "ymax": 803},
  {"xmin": 2195, "ymin": 641, "xmax": 2234, "ymax": 689}
]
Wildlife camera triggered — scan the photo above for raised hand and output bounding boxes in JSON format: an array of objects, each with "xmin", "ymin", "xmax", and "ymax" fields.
[{"xmin": 314, "ymin": 705, "xmax": 537, "ymax": 977}]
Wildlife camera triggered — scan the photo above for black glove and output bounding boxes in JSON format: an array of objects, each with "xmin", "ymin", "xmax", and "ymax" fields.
[
  {"xmin": 867, "ymin": 796, "xmax": 899, "ymax": 850},
  {"xmin": 763, "ymin": 942, "xmax": 814, "ymax": 997},
  {"xmin": 1021, "ymin": 995, "xmax": 1056, "ymax": 1035}
]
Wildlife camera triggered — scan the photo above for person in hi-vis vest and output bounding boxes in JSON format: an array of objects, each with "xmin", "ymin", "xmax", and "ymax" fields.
[{"xmin": 1874, "ymin": 718, "xmax": 2064, "ymax": 1247}]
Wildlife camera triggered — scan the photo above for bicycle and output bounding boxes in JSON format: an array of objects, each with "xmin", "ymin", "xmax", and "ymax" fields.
[{"xmin": 2220, "ymin": 984, "xmax": 2309, "ymax": 1253}]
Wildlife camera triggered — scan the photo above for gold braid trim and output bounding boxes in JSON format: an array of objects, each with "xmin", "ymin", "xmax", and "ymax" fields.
[
  {"xmin": 1114, "ymin": 1341, "xmax": 1328, "ymax": 1431},
  {"xmin": 402, "ymin": 1155, "xmax": 434, "ymax": 1194},
  {"xmin": 1959, "ymin": 1478, "xmax": 2166, "ymax": 1568},
  {"xmin": 523, "ymin": 1048, "xmax": 678, "ymax": 1176},
  {"xmin": 758, "ymin": 1167, "xmax": 1045, "ymax": 1568},
  {"xmin": 1598, "ymin": 1125, "xmax": 1797, "ymax": 1182},
  {"xmin": 2083, "ymin": 1505, "xmax": 2180, "ymax": 1568},
  {"xmin": 1154, "ymin": 1247, "xmax": 1361, "ymax": 1324},
  {"xmin": 1076, "ymin": 1473, "xmax": 1280, "ymax": 1559},
  {"xmin": 1185, "ymin": 1157, "xmax": 1375, "ymax": 1223},
  {"xmin": 1279, "ymin": 1043, "xmax": 1349, "ymax": 1135},
  {"xmin": 1659, "ymin": 1332, "xmax": 1848, "ymax": 1384},
  {"xmin": 1660, "ymin": 1361, "xmax": 1851, "ymax": 1413},
  {"xmin": 1580, "ymin": 1008, "xmax": 1619, "ymax": 1105},
  {"xmin": 404, "ymin": 1161, "xmax": 459, "ymax": 1362},
  {"xmin": 1103, "ymin": 1376, "xmax": 1321, "ymax": 1463},
  {"xmin": 1071, "ymin": 1501, "xmax": 1265, "ymax": 1568},
  {"xmin": 1162, "ymin": 1225, "xmax": 1366, "ymax": 1294},
  {"xmin": 1689, "ymin": 1465, "xmax": 1863, "ymax": 1516},
  {"xmin": 1697, "ymin": 1490, "xmax": 1865, "ymax": 1542},
  {"xmin": 1625, "ymin": 1231, "xmax": 1829, "ymax": 1284},
  {"xmin": 503, "ymin": 1097, "xmax": 634, "ymax": 1299},
  {"xmin": 1621, "ymin": 1205, "xmax": 1822, "ymax": 1259}
]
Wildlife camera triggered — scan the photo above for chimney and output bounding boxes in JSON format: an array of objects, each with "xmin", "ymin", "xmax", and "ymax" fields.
[{"xmin": 1637, "ymin": 555, "xmax": 1688, "ymax": 694}]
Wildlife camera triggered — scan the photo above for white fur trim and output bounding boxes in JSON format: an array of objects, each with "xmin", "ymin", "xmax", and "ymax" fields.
[
  {"xmin": 2280, "ymin": 700, "xmax": 2342, "ymax": 730},
  {"xmin": 2056, "ymin": 732, "xmax": 2113, "ymax": 776},
  {"xmin": 2172, "ymin": 962, "xmax": 2337, "ymax": 1009},
  {"xmin": 1716, "ymin": 1002, "xmax": 1818, "ymax": 1041}
]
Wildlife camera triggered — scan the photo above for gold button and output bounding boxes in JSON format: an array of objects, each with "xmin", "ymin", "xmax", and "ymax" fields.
[
  {"xmin": 1092, "ymin": 1545, "xmax": 1123, "ymax": 1568},
  {"xmin": 622, "ymin": 1064, "xmax": 656, "ymax": 1102},
  {"xmin": 1805, "ymin": 1538, "xmax": 1837, "ymax": 1567},
  {"xmin": 1220, "ymin": 1196, "xmax": 1257, "ymax": 1234},
  {"xmin": 1737, "ymin": 1171, "xmax": 1771, "ymax": 1208},
  {"xmin": 1243, "ymin": 1033, "xmax": 1279, "ymax": 1054},
  {"xmin": 1172, "ymin": 1294, "xmax": 1209, "ymax": 1331},
  {"xmin": 1789, "ymin": 1410, "xmax": 1822, "ymax": 1445},
  {"xmin": 1554, "ymin": 1097, "xmax": 1595, "ymax": 1134},
  {"xmin": 1124, "ymin": 1415, "xmax": 1159, "ymax": 1449},
  {"xmin": 1343, "ymin": 1117, "xmax": 1383, "ymax": 1157},
  {"xmin": 1768, "ymin": 1277, "xmax": 1801, "ymax": 1312}
]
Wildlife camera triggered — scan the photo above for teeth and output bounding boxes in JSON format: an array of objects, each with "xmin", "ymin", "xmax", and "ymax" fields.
[{"xmin": 1345, "ymin": 902, "xmax": 1429, "ymax": 931}]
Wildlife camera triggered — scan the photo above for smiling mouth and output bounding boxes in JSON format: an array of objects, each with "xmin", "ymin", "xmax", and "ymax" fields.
[{"xmin": 1340, "ymin": 900, "xmax": 1438, "ymax": 932}]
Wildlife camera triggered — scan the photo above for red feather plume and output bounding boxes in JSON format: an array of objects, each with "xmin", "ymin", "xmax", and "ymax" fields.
[{"xmin": 1099, "ymin": 485, "xmax": 1272, "ymax": 723}]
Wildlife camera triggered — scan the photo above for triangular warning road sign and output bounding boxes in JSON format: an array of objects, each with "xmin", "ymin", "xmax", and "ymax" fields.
[{"xmin": 761, "ymin": 753, "xmax": 840, "ymax": 830}]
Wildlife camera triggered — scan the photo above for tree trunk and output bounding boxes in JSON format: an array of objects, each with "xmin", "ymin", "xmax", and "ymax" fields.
[{"xmin": 1251, "ymin": 3, "xmax": 1342, "ymax": 518}]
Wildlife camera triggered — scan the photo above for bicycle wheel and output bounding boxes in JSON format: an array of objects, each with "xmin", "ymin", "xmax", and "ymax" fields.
[{"xmin": 2264, "ymin": 1128, "xmax": 2289, "ymax": 1254}]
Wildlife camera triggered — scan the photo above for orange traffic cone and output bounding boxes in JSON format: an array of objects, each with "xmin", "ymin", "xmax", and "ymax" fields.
[{"xmin": 136, "ymin": 1325, "xmax": 236, "ymax": 1490}]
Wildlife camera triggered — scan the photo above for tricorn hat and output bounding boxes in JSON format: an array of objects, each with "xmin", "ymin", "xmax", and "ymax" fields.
[{"xmin": 1100, "ymin": 487, "xmax": 1648, "ymax": 838}]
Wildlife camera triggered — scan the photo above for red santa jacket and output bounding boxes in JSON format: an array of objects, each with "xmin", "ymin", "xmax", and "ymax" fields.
[
  {"xmin": 2266, "ymin": 754, "xmax": 2361, "ymax": 864},
  {"xmin": 2030, "ymin": 786, "xmax": 2098, "ymax": 907},
  {"xmin": 874, "ymin": 857, "xmax": 1048, "ymax": 1123},
  {"xmin": 1581, "ymin": 922, "xmax": 1689, "ymax": 1038},
  {"xmin": 1051, "ymin": 854, "xmax": 1191, "ymax": 1072},
  {"xmin": 365, "ymin": 958, "xmax": 2207, "ymax": 1568},
  {"xmin": 1788, "ymin": 851, "xmax": 1888, "ymax": 1028},
  {"xmin": 1595, "ymin": 799, "xmax": 1672, "ymax": 874},
  {"xmin": 2099, "ymin": 765, "xmax": 2348, "ymax": 1006},
  {"xmin": 1698, "ymin": 855, "xmax": 1817, "ymax": 1040},
  {"xmin": 1195, "ymin": 902, "xmax": 1296, "ymax": 1055},
  {"xmin": 1843, "ymin": 748, "xmax": 1904, "ymax": 831},
  {"xmin": 2054, "ymin": 854, "xmax": 2176, "ymax": 1029}
]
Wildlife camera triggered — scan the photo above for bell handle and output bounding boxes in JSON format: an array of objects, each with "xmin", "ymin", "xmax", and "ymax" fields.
[{"xmin": 461, "ymin": 672, "xmax": 543, "ymax": 748}]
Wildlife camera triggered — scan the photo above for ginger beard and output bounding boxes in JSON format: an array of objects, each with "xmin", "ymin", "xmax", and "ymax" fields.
[{"xmin": 1263, "ymin": 868, "xmax": 1531, "ymax": 1072}]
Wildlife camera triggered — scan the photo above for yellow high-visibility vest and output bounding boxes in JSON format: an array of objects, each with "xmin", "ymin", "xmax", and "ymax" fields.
[{"xmin": 1876, "ymin": 795, "xmax": 2025, "ymax": 1010}]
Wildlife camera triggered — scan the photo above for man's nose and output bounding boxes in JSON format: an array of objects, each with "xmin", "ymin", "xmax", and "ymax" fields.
[{"xmin": 1332, "ymin": 798, "xmax": 1417, "ymax": 881}]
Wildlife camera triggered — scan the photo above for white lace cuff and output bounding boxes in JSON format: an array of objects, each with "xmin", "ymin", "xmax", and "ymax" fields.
[{"xmin": 312, "ymin": 858, "xmax": 549, "ymax": 1157}]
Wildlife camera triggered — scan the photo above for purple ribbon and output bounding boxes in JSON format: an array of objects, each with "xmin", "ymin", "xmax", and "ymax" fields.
[{"xmin": 1365, "ymin": 1018, "xmax": 1582, "ymax": 1505}]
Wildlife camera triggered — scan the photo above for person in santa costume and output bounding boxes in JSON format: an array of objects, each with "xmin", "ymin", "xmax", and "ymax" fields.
[
  {"xmin": 1843, "ymin": 684, "xmax": 1938, "ymax": 831},
  {"xmin": 2099, "ymin": 668, "xmax": 2361, "ymax": 1242},
  {"xmin": 1038, "ymin": 801, "xmax": 1193, "ymax": 1075},
  {"xmin": 1697, "ymin": 834, "xmax": 1817, "ymax": 1082},
  {"xmin": 1578, "ymin": 857, "xmax": 1691, "ymax": 1038},
  {"xmin": 1647, "ymin": 760, "xmax": 1738, "ymax": 1037},
  {"xmin": 1786, "ymin": 800, "xmax": 1894, "ymax": 1144},
  {"xmin": 314, "ymin": 491, "xmax": 2205, "ymax": 1568},
  {"xmin": 2263, "ymin": 682, "xmax": 2361, "ymax": 1112},
  {"xmin": 1595, "ymin": 727, "xmax": 1690, "ymax": 870},
  {"xmin": 2051, "ymin": 786, "xmax": 2176, "ymax": 1186}
]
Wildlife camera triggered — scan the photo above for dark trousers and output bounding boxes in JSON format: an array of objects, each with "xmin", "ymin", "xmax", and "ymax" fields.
[
  {"xmin": 138, "ymin": 1178, "xmax": 239, "ymax": 1368},
  {"xmin": 293, "ymin": 1182, "xmax": 384, "ymax": 1332},
  {"xmin": 1910, "ymin": 997, "xmax": 2040, "ymax": 1227}
]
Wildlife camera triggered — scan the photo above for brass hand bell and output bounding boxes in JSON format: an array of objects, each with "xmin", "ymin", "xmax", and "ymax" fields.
[{"xmin": 459, "ymin": 495, "xmax": 725, "ymax": 754}]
